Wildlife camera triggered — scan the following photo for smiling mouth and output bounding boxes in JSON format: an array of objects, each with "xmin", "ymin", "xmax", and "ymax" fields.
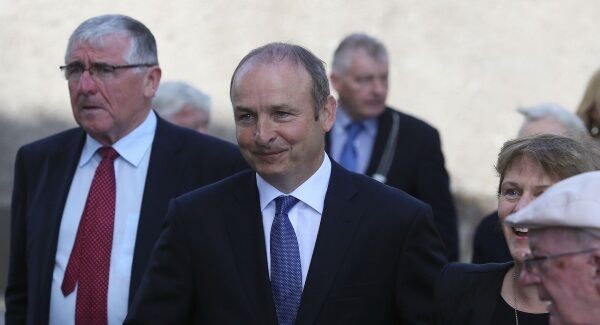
[
  {"xmin": 512, "ymin": 226, "xmax": 529, "ymax": 237},
  {"xmin": 253, "ymin": 150, "xmax": 286, "ymax": 160}
]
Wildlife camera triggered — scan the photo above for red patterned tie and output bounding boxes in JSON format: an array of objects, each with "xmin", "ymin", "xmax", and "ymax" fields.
[{"xmin": 61, "ymin": 146, "xmax": 118, "ymax": 325}]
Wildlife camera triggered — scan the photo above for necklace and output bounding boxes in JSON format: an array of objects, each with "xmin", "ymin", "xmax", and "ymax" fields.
[{"xmin": 513, "ymin": 268, "xmax": 520, "ymax": 325}]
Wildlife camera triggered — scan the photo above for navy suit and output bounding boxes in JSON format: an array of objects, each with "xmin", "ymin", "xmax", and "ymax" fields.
[
  {"xmin": 326, "ymin": 107, "xmax": 458, "ymax": 261},
  {"xmin": 125, "ymin": 162, "xmax": 447, "ymax": 324},
  {"xmin": 5, "ymin": 116, "xmax": 247, "ymax": 325}
]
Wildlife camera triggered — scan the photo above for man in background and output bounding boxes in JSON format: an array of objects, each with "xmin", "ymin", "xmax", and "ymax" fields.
[
  {"xmin": 5, "ymin": 14, "xmax": 245, "ymax": 325},
  {"xmin": 153, "ymin": 81, "xmax": 212, "ymax": 133},
  {"xmin": 507, "ymin": 171, "xmax": 600, "ymax": 325},
  {"xmin": 328, "ymin": 33, "xmax": 458, "ymax": 260}
]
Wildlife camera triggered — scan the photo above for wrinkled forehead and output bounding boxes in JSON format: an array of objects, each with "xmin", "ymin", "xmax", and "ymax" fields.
[
  {"xmin": 529, "ymin": 227, "xmax": 578, "ymax": 253},
  {"xmin": 66, "ymin": 32, "xmax": 132, "ymax": 62}
]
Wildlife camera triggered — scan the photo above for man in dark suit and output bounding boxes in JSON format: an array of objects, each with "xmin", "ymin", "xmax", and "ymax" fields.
[
  {"xmin": 327, "ymin": 33, "xmax": 458, "ymax": 261},
  {"xmin": 5, "ymin": 14, "xmax": 246, "ymax": 325},
  {"xmin": 125, "ymin": 42, "xmax": 446, "ymax": 324}
]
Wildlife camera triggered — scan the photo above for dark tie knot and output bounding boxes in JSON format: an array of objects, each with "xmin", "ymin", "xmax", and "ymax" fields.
[
  {"xmin": 99, "ymin": 146, "xmax": 119, "ymax": 161},
  {"xmin": 275, "ymin": 195, "xmax": 300, "ymax": 216},
  {"xmin": 345, "ymin": 121, "xmax": 364, "ymax": 139}
]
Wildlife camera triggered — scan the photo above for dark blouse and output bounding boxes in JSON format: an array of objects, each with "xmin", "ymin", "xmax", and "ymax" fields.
[{"xmin": 491, "ymin": 294, "xmax": 549, "ymax": 325}]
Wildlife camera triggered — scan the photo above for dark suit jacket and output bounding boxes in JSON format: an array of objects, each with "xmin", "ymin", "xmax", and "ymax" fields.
[
  {"xmin": 5, "ymin": 116, "xmax": 248, "ymax": 325},
  {"xmin": 434, "ymin": 262, "xmax": 513, "ymax": 325},
  {"xmin": 471, "ymin": 211, "xmax": 512, "ymax": 264},
  {"xmin": 125, "ymin": 162, "xmax": 447, "ymax": 324},
  {"xmin": 326, "ymin": 107, "xmax": 458, "ymax": 261}
]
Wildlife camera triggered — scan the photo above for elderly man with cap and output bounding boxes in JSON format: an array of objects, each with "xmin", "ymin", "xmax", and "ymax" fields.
[{"xmin": 506, "ymin": 171, "xmax": 600, "ymax": 325}]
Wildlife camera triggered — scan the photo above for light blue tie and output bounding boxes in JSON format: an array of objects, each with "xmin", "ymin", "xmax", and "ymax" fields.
[
  {"xmin": 340, "ymin": 121, "xmax": 364, "ymax": 172},
  {"xmin": 270, "ymin": 195, "xmax": 302, "ymax": 325}
]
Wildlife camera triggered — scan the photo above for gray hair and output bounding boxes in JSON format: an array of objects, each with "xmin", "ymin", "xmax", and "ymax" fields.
[
  {"xmin": 65, "ymin": 14, "xmax": 158, "ymax": 65},
  {"xmin": 495, "ymin": 134, "xmax": 600, "ymax": 195},
  {"xmin": 331, "ymin": 33, "xmax": 388, "ymax": 74},
  {"xmin": 517, "ymin": 103, "xmax": 587, "ymax": 138},
  {"xmin": 153, "ymin": 81, "xmax": 211, "ymax": 118},
  {"xmin": 230, "ymin": 42, "xmax": 330, "ymax": 118}
]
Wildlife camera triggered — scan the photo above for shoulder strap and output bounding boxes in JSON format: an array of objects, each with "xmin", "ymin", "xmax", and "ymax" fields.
[{"xmin": 372, "ymin": 111, "xmax": 400, "ymax": 183}]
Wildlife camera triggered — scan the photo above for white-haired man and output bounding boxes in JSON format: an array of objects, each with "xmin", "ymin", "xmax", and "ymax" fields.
[{"xmin": 5, "ymin": 14, "xmax": 246, "ymax": 325}]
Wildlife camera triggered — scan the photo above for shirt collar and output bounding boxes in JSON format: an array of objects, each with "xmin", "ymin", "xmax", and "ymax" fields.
[
  {"xmin": 256, "ymin": 154, "xmax": 332, "ymax": 214},
  {"xmin": 79, "ymin": 111, "xmax": 157, "ymax": 167},
  {"xmin": 335, "ymin": 104, "xmax": 378, "ymax": 137}
]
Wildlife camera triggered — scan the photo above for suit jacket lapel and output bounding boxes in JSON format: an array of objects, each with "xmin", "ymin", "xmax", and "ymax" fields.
[
  {"xmin": 129, "ymin": 117, "xmax": 185, "ymax": 305},
  {"xmin": 296, "ymin": 163, "xmax": 362, "ymax": 324},
  {"xmin": 228, "ymin": 173, "xmax": 278, "ymax": 325},
  {"xmin": 39, "ymin": 129, "xmax": 85, "ymax": 322},
  {"xmin": 365, "ymin": 107, "xmax": 392, "ymax": 176}
]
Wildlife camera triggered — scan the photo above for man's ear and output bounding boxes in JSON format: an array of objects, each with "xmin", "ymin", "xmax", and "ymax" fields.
[
  {"xmin": 320, "ymin": 95, "xmax": 337, "ymax": 133},
  {"xmin": 144, "ymin": 66, "xmax": 162, "ymax": 98}
]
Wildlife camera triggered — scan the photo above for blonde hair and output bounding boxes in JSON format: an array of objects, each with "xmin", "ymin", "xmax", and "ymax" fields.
[{"xmin": 575, "ymin": 69, "xmax": 600, "ymax": 137}]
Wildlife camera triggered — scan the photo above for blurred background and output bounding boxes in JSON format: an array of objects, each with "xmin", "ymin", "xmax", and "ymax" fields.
[{"xmin": 3, "ymin": 0, "xmax": 600, "ymax": 315}]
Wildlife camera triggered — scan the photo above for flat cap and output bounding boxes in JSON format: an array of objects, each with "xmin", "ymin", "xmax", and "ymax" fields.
[{"xmin": 505, "ymin": 171, "xmax": 600, "ymax": 235}]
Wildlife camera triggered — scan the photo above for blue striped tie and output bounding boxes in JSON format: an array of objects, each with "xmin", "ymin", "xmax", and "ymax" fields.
[
  {"xmin": 270, "ymin": 195, "xmax": 301, "ymax": 325},
  {"xmin": 340, "ymin": 121, "xmax": 364, "ymax": 172}
]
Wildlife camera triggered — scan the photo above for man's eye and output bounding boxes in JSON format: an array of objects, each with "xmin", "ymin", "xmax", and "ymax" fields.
[
  {"xmin": 274, "ymin": 111, "xmax": 291, "ymax": 118},
  {"xmin": 66, "ymin": 65, "xmax": 84, "ymax": 76},
  {"xmin": 236, "ymin": 113, "xmax": 254, "ymax": 121},
  {"xmin": 93, "ymin": 64, "xmax": 115, "ymax": 75}
]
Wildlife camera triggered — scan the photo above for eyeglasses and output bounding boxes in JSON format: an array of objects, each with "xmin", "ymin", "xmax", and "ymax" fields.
[
  {"xmin": 59, "ymin": 62, "xmax": 157, "ymax": 81},
  {"xmin": 523, "ymin": 247, "xmax": 600, "ymax": 274}
]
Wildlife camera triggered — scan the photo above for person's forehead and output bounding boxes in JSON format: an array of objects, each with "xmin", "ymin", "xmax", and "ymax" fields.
[
  {"xmin": 233, "ymin": 59, "xmax": 311, "ymax": 91},
  {"xmin": 67, "ymin": 34, "xmax": 131, "ymax": 61},
  {"xmin": 530, "ymin": 228, "xmax": 574, "ymax": 253},
  {"xmin": 346, "ymin": 49, "xmax": 388, "ymax": 67}
]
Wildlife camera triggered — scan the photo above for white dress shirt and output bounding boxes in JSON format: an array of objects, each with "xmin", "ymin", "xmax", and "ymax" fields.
[
  {"xmin": 257, "ymin": 154, "xmax": 332, "ymax": 287},
  {"xmin": 330, "ymin": 106, "xmax": 378, "ymax": 174},
  {"xmin": 49, "ymin": 111, "xmax": 156, "ymax": 325}
]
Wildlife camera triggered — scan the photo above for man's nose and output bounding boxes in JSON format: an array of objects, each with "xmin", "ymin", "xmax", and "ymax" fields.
[
  {"xmin": 254, "ymin": 117, "xmax": 276, "ymax": 145},
  {"xmin": 372, "ymin": 78, "xmax": 386, "ymax": 96},
  {"xmin": 77, "ymin": 70, "xmax": 99, "ymax": 94}
]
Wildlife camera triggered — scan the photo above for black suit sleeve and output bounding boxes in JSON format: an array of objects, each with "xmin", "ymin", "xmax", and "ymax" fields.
[
  {"xmin": 396, "ymin": 203, "xmax": 447, "ymax": 324},
  {"xmin": 415, "ymin": 128, "xmax": 458, "ymax": 261},
  {"xmin": 433, "ymin": 263, "xmax": 460, "ymax": 325},
  {"xmin": 125, "ymin": 200, "xmax": 194, "ymax": 324},
  {"xmin": 5, "ymin": 148, "xmax": 28, "ymax": 325}
]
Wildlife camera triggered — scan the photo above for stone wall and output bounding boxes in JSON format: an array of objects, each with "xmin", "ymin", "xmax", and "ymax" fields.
[{"xmin": 2, "ymin": 1, "xmax": 600, "ymax": 293}]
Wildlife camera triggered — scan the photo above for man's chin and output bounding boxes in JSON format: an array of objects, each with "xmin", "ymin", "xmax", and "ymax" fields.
[
  {"xmin": 254, "ymin": 165, "xmax": 286, "ymax": 179},
  {"xmin": 358, "ymin": 105, "xmax": 386, "ymax": 119}
]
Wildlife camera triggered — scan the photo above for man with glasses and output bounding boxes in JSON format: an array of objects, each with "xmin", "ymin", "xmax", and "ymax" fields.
[
  {"xmin": 506, "ymin": 171, "xmax": 600, "ymax": 325},
  {"xmin": 5, "ymin": 14, "xmax": 246, "ymax": 325}
]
